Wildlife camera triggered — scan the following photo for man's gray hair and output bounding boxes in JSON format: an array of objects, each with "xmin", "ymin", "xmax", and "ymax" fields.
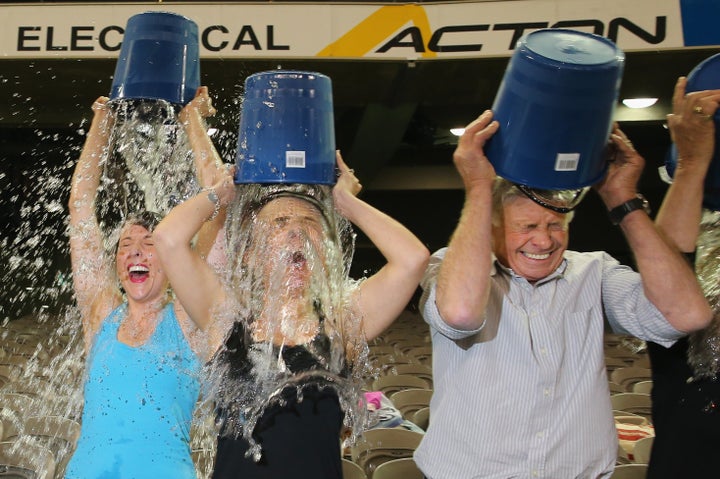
[{"xmin": 491, "ymin": 177, "xmax": 574, "ymax": 226}]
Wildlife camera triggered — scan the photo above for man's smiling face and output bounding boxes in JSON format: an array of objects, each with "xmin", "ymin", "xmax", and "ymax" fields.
[{"xmin": 492, "ymin": 195, "xmax": 570, "ymax": 283}]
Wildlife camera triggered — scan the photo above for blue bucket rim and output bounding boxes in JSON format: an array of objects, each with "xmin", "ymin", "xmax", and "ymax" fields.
[
  {"xmin": 127, "ymin": 10, "xmax": 198, "ymax": 25},
  {"xmin": 517, "ymin": 28, "xmax": 625, "ymax": 70}
]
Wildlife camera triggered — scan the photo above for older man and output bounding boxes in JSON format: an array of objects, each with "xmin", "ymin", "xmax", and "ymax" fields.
[{"xmin": 414, "ymin": 111, "xmax": 712, "ymax": 479}]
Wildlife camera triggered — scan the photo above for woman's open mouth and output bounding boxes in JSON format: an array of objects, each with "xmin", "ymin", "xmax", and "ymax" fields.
[
  {"xmin": 290, "ymin": 251, "xmax": 307, "ymax": 266},
  {"xmin": 128, "ymin": 264, "xmax": 149, "ymax": 283}
]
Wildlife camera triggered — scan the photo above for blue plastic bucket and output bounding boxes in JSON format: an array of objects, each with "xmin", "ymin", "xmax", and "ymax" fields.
[
  {"xmin": 234, "ymin": 70, "xmax": 337, "ymax": 185},
  {"xmin": 665, "ymin": 53, "xmax": 720, "ymax": 211},
  {"xmin": 110, "ymin": 11, "xmax": 200, "ymax": 105},
  {"xmin": 485, "ymin": 29, "xmax": 625, "ymax": 190}
]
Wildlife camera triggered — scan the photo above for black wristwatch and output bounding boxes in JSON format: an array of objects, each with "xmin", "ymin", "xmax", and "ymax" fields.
[{"xmin": 608, "ymin": 194, "xmax": 651, "ymax": 225}]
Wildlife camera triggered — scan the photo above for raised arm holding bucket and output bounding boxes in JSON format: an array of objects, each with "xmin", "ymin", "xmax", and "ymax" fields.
[
  {"xmin": 486, "ymin": 28, "xmax": 625, "ymax": 212},
  {"xmin": 101, "ymin": 11, "xmax": 203, "ymax": 225}
]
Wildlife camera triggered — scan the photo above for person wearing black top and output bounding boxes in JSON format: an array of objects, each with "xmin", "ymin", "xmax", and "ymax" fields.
[
  {"xmin": 154, "ymin": 152, "xmax": 429, "ymax": 478},
  {"xmin": 649, "ymin": 76, "xmax": 720, "ymax": 478}
]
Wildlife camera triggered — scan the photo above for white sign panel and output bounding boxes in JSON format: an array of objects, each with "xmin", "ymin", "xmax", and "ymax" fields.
[{"xmin": 0, "ymin": 1, "xmax": 696, "ymax": 60}]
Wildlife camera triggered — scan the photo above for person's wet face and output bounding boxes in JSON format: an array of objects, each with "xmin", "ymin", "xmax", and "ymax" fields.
[
  {"xmin": 115, "ymin": 223, "xmax": 168, "ymax": 302},
  {"xmin": 492, "ymin": 195, "xmax": 569, "ymax": 282},
  {"xmin": 251, "ymin": 196, "xmax": 329, "ymax": 292}
]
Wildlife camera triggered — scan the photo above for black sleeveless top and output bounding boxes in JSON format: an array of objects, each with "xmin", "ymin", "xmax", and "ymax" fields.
[{"xmin": 211, "ymin": 318, "xmax": 346, "ymax": 479}]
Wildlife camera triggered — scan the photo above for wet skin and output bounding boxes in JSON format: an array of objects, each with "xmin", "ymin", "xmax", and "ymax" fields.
[{"xmin": 115, "ymin": 224, "xmax": 169, "ymax": 303}]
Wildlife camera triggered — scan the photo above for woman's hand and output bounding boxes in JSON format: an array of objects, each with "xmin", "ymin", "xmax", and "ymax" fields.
[
  {"xmin": 213, "ymin": 165, "xmax": 236, "ymax": 207},
  {"xmin": 91, "ymin": 96, "xmax": 110, "ymax": 113},
  {"xmin": 90, "ymin": 96, "xmax": 114, "ymax": 132},
  {"xmin": 332, "ymin": 151, "xmax": 361, "ymax": 218},
  {"xmin": 334, "ymin": 151, "xmax": 361, "ymax": 195},
  {"xmin": 179, "ymin": 86, "xmax": 216, "ymax": 123}
]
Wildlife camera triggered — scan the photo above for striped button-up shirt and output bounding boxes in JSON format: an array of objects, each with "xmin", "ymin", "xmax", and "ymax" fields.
[{"xmin": 415, "ymin": 249, "xmax": 684, "ymax": 479}]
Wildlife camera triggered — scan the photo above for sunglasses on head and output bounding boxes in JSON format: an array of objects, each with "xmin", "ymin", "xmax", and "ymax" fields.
[{"xmin": 516, "ymin": 184, "xmax": 589, "ymax": 214}]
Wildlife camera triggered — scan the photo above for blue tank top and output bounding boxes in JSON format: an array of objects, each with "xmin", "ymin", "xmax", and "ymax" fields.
[{"xmin": 65, "ymin": 303, "xmax": 201, "ymax": 479}]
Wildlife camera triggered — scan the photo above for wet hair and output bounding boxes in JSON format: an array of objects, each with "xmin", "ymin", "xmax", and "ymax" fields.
[
  {"xmin": 254, "ymin": 191, "xmax": 335, "ymax": 239},
  {"xmin": 112, "ymin": 210, "xmax": 162, "ymax": 258},
  {"xmin": 225, "ymin": 183, "xmax": 355, "ymax": 285},
  {"xmin": 124, "ymin": 210, "xmax": 163, "ymax": 233}
]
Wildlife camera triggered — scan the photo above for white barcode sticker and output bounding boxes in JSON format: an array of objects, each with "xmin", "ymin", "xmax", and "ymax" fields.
[
  {"xmin": 555, "ymin": 153, "xmax": 580, "ymax": 171},
  {"xmin": 286, "ymin": 151, "xmax": 306, "ymax": 168}
]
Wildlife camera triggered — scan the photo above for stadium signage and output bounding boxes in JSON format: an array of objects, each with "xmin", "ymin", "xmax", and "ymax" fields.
[
  {"xmin": 1, "ymin": 1, "xmax": 713, "ymax": 60},
  {"xmin": 14, "ymin": 16, "xmax": 666, "ymax": 55}
]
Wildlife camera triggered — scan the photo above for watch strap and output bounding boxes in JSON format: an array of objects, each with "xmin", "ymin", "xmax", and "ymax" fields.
[{"xmin": 608, "ymin": 194, "xmax": 650, "ymax": 225}]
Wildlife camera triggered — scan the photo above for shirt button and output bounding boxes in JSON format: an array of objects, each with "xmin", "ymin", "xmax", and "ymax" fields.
[
  {"xmin": 539, "ymin": 347, "xmax": 547, "ymax": 355},
  {"xmin": 544, "ymin": 388, "xmax": 551, "ymax": 396},
  {"xmin": 532, "ymin": 470, "xmax": 539, "ymax": 477},
  {"xmin": 536, "ymin": 431, "xmax": 544, "ymax": 438}
]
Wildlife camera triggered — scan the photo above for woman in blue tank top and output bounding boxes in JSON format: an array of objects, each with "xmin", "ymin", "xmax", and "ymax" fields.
[
  {"xmin": 154, "ymin": 151, "xmax": 429, "ymax": 478},
  {"xmin": 65, "ymin": 88, "xmax": 226, "ymax": 479}
]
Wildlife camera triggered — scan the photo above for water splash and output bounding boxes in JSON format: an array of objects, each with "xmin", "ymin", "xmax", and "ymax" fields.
[
  {"xmin": 687, "ymin": 209, "xmax": 720, "ymax": 380},
  {"xmin": 0, "ymin": 118, "xmax": 85, "ymax": 477},
  {"xmin": 0, "ymin": 309, "xmax": 85, "ymax": 478},
  {"xmin": 1, "ymin": 78, "xmax": 375, "ymax": 477},
  {"xmin": 0, "ymin": 92, "xmax": 238, "ymax": 478},
  {"xmin": 96, "ymin": 99, "xmax": 198, "ymax": 239}
]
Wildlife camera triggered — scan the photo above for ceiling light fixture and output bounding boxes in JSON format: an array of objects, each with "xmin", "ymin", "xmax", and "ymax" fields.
[
  {"xmin": 622, "ymin": 98, "xmax": 658, "ymax": 109},
  {"xmin": 450, "ymin": 127, "xmax": 465, "ymax": 136}
]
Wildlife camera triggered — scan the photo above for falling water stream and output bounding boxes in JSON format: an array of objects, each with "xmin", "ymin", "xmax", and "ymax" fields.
[
  {"xmin": 687, "ymin": 210, "xmax": 720, "ymax": 389},
  {"xmin": 99, "ymin": 100, "xmax": 197, "ymax": 236},
  {"xmin": 1, "ymin": 90, "xmax": 373, "ymax": 478}
]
